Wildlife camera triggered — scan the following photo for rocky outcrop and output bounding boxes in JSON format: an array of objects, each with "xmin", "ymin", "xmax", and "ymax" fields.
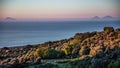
[{"xmin": 0, "ymin": 27, "xmax": 120, "ymax": 68}]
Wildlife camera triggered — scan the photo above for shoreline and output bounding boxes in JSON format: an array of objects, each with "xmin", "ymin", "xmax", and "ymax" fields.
[
  {"xmin": 0, "ymin": 27, "xmax": 120, "ymax": 68},
  {"xmin": 0, "ymin": 26, "xmax": 119, "ymax": 49}
]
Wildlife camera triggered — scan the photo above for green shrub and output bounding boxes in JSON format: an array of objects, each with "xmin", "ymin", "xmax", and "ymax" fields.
[
  {"xmin": 64, "ymin": 44, "xmax": 73, "ymax": 55},
  {"xmin": 35, "ymin": 47, "xmax": 47, "ymax": 58},
  {"xmin": 35, "ymin": 47, "xmax": 65, "ymax": 59},
  {"xmin": 0, "ymin": 56, "xmax": 9, "ymax": 59},
  {"xmin": 48, "ymin": 48, "xmax": 65, "ymax": 59},
  {"xmin": 70, "ymin": 39, "xmax": 80, "ymax": 45},
  {"xmin": 64, "ymin": 60, "xmax": 90, "ymax": 68},
  {"xmin": 107, "ymin": 61, "xmax": 120, "ymax": 68},
  {"xmin": 79, "ymin": 46, "xmax": 90, "ymax": 56},
  {"xmin": 43, "ymin": 63, "xmax": 59, "ymax": 68},
  {"xmin": 27, "ymin": 63, "xmax": 59, "ymax": 68},
  {"xmin": 0, "ymin": 56, "xmax": 3, "ymax": 59},
  {"xmin": 63, "ymin": 43, "xmax": 79, "ymax": 57},
  {"xmin": 104, "ymin": 27, "xmax": 114, "ymax": 33}
]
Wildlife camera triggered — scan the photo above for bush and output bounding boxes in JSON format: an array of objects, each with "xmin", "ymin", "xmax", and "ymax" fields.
[
  {"xmin": 70, "ymin": 39, "xmax": 80, "ymax": 45},
  {"xmin": 43, "ymin": 63, "xmax": 59, "ymax": 68},
  {"xmin": 66, "ymin": 60, "xmax": 90, "ymax": 68},
  {"xmin": 0, "ymin": 56, "xmax": 3, "ymax": 59},
  {"xmin": 64, "ymin": 44, "xmax": 73, "ymax": 55},
  {"xmin": 35, "ymin": 47, "xmax": 65, "ymax": 59},
  {"xmin": 79, "ymin": 46, "xmax": 90, "ymax": 56},
  {"xmin": 63, "ymin": 44, "xmax": 79, "ymax": 57},
  {"xmin": 107, "ymin": 61, "xmax": 120, "ymax": 68},
  {"xmin": 48, "ymin": 49, "xmax": 65, "ymax": 59},
  {"xmin": 0, "ymin": 56, "xmax": 9, "ymax": 59},
  {"xmin": 35, "ymin": 47, "xmax": 47, "ymax": 58},
  {"xmin": 104, "ymin": 27, "xmax": 114, "ymax": 33},
  {"xmin": 27, "ymin": 63, "xmax": 59, "ymax": 68}
]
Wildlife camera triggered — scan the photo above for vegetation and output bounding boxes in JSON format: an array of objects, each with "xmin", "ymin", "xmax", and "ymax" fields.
[
  {"xmin": 107, "ymin": 61, "xmax": 120, "ymax": 68},
  {"xmin": 104, "ymin": 27, "xmax": 114, "ymax": 33},
  {"xmin": 79, "ymin": 46, "xmax": 90, "ymax": 56},
  {"xmin": 38, "ymin": 63, "xmax": 59, "ymax": 68},
  {"xmin": 0, "ymin": 27, "xmax": 120, "ymax": 68},
  {"xmin": 35, "ymin": 47, "xmax": 65, "ymax": 59},
  {"xmin": 63, "ymin": 43, "xmax": 79, "ymax": 58},
  {"xmin": 56, "ymin": 59, "xmax": 90, "ymax": 68}
]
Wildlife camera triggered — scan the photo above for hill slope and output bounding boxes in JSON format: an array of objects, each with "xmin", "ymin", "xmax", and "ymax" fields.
[{"xmin": 0, "ymin": 27, "xmax": 120, "ymax": 68}]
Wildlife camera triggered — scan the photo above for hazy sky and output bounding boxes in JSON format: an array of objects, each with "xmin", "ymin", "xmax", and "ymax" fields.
[{"xmin": 0, "ymin": 0, "xmax": 120, "ymax": 20}]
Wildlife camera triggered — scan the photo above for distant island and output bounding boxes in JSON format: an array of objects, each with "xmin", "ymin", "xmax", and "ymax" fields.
[
  {"xmin": 2, "ymin": 16, "xmax": 117, "ymax": 21},
  {"xmin": 92, "ymin": 16, "xmax": 115, "ymax": 20},
  {"xmin": 0, "ymin": 27, "xmax": 120, "ymax": 68},
  {"xmin": 92, "ymin": 16, "xmax": 100, "ymax": 19},
  {"xmin": 5, "ymin": 17, "xmax": 16, "ymax": 21},
  {"xmin": 102, "ymin": 16, "xmax": 114, "ymax": 19}
]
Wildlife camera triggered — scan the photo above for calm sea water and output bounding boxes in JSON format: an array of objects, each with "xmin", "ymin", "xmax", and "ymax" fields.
[{"xmin": 0, "ymin": 20, "xmax": 120, "ymax": 48}]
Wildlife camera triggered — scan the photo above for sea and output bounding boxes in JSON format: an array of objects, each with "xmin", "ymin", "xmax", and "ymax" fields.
[{"xmin": 0, "ymin": 20, "xmax": 120, "ymax": 48}]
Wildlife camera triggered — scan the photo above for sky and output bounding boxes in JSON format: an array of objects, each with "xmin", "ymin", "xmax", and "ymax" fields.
[{"xmin": 0, "ymin": 0, "xmax": 120, "ymax": 20}]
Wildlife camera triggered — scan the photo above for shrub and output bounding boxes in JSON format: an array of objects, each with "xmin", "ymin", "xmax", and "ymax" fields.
[
  {"xmin": 35, "ymin": 47, "xmax": 65, "ymax": 59},
  {"xmin": 43, "ymin": 63, "xmax": 59, "ymax": 68},
  {"xmin": 66, "ymin": 59, "xmax": 90, "ymax": 68},
  {"xmin": 27, "ymin": 63, "xmax": 59, "ymax": 68},
  {"xmin": 35, "ymin": 47, "xmax": 47, "ymax": 58},
  {"xmin": 0, "ymin": 56, "xmax": 3, "ymax": 59},
  {"xmin": 104, "ymin": 27, "xmax": 114, "ymax": 33},
  {"xmin": 48, "ymin": 49, "xmax": 65, "ymax": 59},
  {"xmin": 107, "ymin": 61, "xmax": 120, "ymax": 68},
  {"xmin": 64, "ymin": 44, "xmax": 73, "ymax": 55},
  {"xmin": 74, "ymin": 33, "xmax": 83, "ymax": 39},
  {"xmin": 70, "ymin": 39, "xmax": 80, "ymax": 45},
  {"xmin": 0, "ymin": 56, "xmax": 9, "ymax": 59},
  {"xmin": 63, "ymin": 44, "xmax": 79, "ymax": 56},
  {"xmin": 79, "ymin": 46, "xmax": 90, "ymax": 56}
]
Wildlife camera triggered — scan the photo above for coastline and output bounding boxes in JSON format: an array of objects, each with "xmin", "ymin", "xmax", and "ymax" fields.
[
  {"xmin": 0, "ymin": 20, "xmax": 120, "ymax": 47},
  {"xmin": 0, "ymin": 27, "xmax": 120, "ymax": 68}
]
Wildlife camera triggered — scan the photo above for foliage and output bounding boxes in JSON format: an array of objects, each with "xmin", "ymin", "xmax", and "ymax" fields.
[
  {"xmin": 64, "ymin": 44, "xmax": 73, "ymax": 55},
  {"xmin": 63, "ymin": 43, "xmax": 79, "ymax": 57},
  {"xmin": 104, "ymin": 27, "xmax": 114, "ymax": 33},
  {"xmin": 26, "ymin": 63, "xmax": 59, "ymax": 68},
  {"xmin": 79, "ymin": 46, "xmax": 90, "ymax": 56},
  {"xmin": 107, "ymin": 61, "xmax": 120, "ymax": 68},
  {"xmin": 0, "ymin": 56, "xmax": 3, "ymax": 59},
  {"xmin": 0, "ymin": 56, "xmax": 9, "ymax": 59},
  {"xmin": 35, "ymin": 47, "xmax": 46, "ymax": 58},
  {"xmin": 42, "ymin": 63, "xmax": 59, "ymax": 68},
  {"xmin": 57, "ymin": 59, "xmax": 90, "ymax": 68},
  {"xmin": 35, "ymin": 47, "xmax": 65, "ymax": 59},
  {"xmin": 70, "ymin": 39, "xmax": 80, "ymax": 45},
  {"xmin": 67, "ymin": 60, "xmax": 90, "ymax": 68}
]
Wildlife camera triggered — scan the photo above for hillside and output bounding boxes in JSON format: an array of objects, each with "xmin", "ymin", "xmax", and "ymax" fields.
[{"xmin": 0, "ymin": 27, "xmax": 120, "ymax": 68}]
